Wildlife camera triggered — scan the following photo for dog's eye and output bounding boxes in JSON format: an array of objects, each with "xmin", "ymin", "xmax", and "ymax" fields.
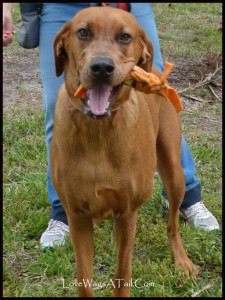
[
  {"xmin": 118, "ymin": 33, "xmax": 132, "ymax": 44},
  {"xmin": 77, "ymin": 28, "xmax": 90, "ymax": 40}
]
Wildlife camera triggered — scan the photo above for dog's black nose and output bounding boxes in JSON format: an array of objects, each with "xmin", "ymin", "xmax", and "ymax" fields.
[{"xmin": 90, "ymin": 58, "xmax": 115, "ymax": 83}]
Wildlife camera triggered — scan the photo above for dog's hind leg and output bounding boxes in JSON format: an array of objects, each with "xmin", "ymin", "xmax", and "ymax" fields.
[{"xmin": 156, "ymin": 104, "xmax": 197, "ymax": 279}]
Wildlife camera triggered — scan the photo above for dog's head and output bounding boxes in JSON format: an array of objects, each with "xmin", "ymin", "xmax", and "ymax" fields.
[{"xmin": 54, "ymin": 6, "xmax": 153, "ymax": 118}]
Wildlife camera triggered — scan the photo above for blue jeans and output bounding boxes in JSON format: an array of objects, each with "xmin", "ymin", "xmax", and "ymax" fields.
[{"xmin": 39, "ymin": 3, "xmax": 201, "ymax": 224}]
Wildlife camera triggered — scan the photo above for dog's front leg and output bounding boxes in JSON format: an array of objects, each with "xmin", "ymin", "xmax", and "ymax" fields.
[
  {"xmin": 112, "ymin": 210, "xmax": 138, "ymax": 297},
  {"xmin": 68, "ymin": 214, "xmax": 95, "ymax": 297}
]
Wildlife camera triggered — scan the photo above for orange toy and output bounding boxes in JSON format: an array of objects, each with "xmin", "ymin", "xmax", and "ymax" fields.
[
  {"xmin": 74, "ymin": 62, "xmax": 182, "ymax": 113},
  {"xmin": 74, "ymin": 84, "xmax": 87, "ymax": 100},
  {"xmin": 124, "ymin": 62, "xmax": 182, "ymax": 113}
]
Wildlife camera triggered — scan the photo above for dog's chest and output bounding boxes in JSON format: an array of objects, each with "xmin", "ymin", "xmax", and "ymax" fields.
[
  {"xmin": 55, "ymin": 101, "xmax": 156, "ymax": 218},
  {"xmin": 63, "ymin": 143, "xmax": 144, "ymax": 219}
]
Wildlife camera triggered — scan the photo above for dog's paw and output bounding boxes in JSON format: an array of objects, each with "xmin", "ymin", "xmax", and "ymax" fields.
[{"xmin": 175, "ymin": 257, "xmax": 198, "ymax": 280}]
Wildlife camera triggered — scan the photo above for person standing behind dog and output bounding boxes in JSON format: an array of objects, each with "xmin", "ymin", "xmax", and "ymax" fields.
[{"xmin": 3, "ymin": 3, "xmax": 219, "ymax": 250}]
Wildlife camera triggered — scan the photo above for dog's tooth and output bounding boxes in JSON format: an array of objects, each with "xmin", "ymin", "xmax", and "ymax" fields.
[
  {"xmin": 106, "ymin": 102, "xmax": 110, "ymax": 108},
  {"xmin": 87, "ymin": 100, "xmax": 90, "ymax": 106}
]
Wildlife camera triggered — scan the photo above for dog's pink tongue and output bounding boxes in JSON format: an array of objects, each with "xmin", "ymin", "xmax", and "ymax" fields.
[{"xmin": 89, "ymin": 85, "xmax": 111, "ymax": 115}]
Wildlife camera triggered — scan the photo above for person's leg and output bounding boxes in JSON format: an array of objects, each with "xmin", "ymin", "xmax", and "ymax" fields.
[
  {"xmin": 39, "ymin": 3, "xmax": 90, "ymax": 228},
  {"xmin": 130, "ymin": 3, "xmax": 164, "ymax": 73}
]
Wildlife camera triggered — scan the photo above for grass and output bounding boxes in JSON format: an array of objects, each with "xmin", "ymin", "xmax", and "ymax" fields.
[
  {"xmin": 3, "ymin": 3, "xmax": 222, "ymax": 297},
  {"xmin": 151, "ymin": 3, "xmax": 222, "ymax": 57}
]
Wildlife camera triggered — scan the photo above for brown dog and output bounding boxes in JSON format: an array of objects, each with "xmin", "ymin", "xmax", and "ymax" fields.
[{"xmin": 51, "ymin": 6, "xmax": 197, "ymax": 297}]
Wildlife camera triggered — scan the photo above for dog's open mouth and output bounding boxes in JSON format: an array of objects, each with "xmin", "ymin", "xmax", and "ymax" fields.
[{"xmin": 80, "ymin": 84, "xmax": 122, "ymax": 119}]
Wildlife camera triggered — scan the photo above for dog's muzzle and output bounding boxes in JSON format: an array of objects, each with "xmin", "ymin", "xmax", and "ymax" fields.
[{"xmin": 81, "ymin": 84, "xmax": 122, "ymax": 119}]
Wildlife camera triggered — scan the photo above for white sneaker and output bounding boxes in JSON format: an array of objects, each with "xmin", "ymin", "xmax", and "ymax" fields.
[
  {"xmin": 40, "ymin": 219, "xmax": 70, "ymax": 250},
  {"xmin": 166, "ymin": 200, "xmax": 219, "ymax": 232}
]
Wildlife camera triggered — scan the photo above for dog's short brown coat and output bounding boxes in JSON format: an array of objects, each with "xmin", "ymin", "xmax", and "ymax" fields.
[{"xmin": 51, "ymin": 7, "xmax": 197, "ymax": 297}]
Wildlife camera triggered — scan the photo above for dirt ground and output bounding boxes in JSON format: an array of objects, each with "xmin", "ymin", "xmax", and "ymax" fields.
[
  {"xmin": 3, "ymin": 41, "xmax": 222, "ymax": 138},
  {"xmin": 3, "ymin": 46, "xmax": 43, "ymax": 113}
]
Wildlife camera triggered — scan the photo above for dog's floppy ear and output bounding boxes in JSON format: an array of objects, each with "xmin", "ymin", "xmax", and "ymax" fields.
[
  {"xmin": 138, "ymin": 28, "xmax": 154, "ymax": 72},
  {"xmin": 53, "ymin": 20, "xmax": 72, "ymax": 77}
]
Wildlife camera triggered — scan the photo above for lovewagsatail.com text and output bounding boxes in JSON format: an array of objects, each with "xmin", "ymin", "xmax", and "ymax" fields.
[{"xmin": 62, "ymin": 278, "xmax": 154, "ymax": 290}]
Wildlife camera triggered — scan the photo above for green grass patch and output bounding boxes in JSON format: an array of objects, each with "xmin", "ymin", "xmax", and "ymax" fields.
[{"xmin": 151, "ymin": 3, "xmax": 222, "ymax": 57}]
